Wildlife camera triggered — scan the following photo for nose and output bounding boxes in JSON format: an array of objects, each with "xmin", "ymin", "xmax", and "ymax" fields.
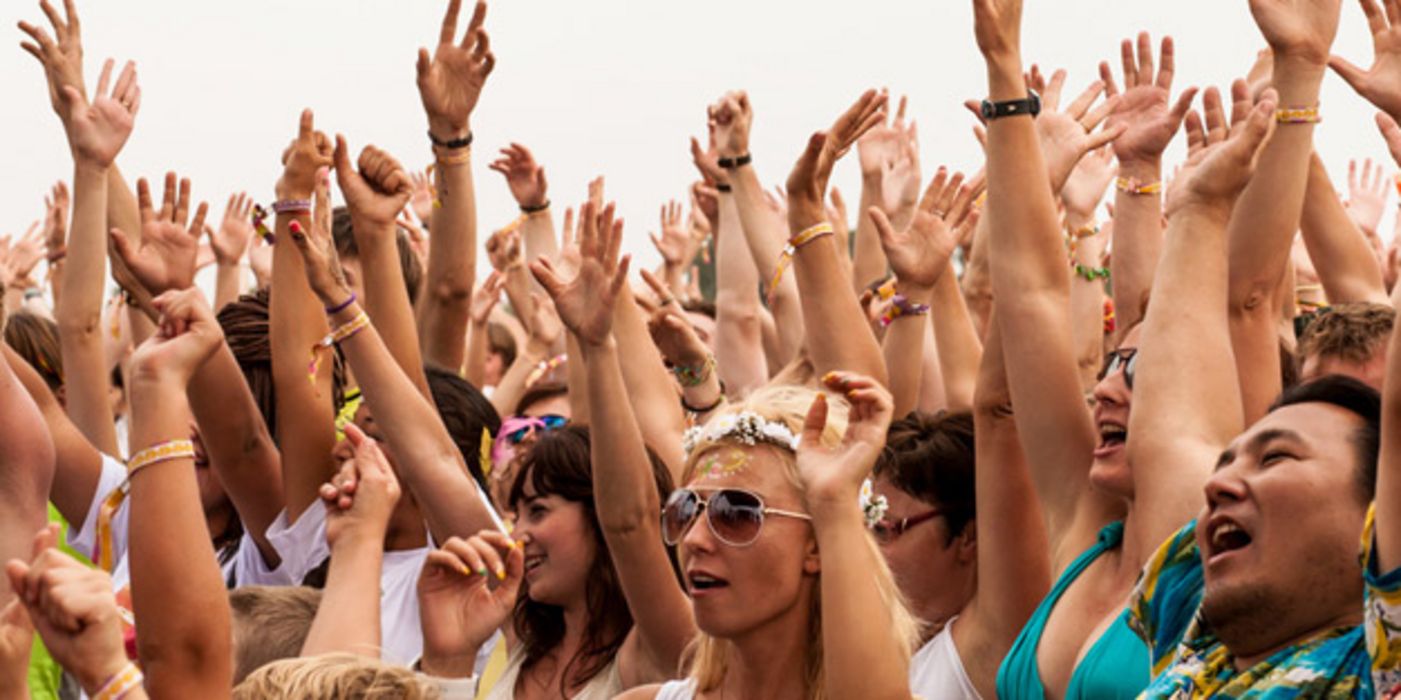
[
  {"xmin": 1091, "ymin": 365, "xmax": 1129, "ymax": 408},
  {"xmin": 680, "ymin": 506, "xmax": 717, "ymax": 555},
  {"xmin": 1203, "ymin": 462, "xmax": 1248, "ymax": 509}
]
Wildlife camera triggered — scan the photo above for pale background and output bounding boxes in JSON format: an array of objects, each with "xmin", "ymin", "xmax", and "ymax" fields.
[{"xmin": 0, "ymin": 0, "xmax": 1394, "ymax": 283}]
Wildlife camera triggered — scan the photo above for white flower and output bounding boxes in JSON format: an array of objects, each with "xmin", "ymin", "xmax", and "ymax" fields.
[
  {"xmin": 683, "ymin": 411, "xmax": 801, "ymax": 455},
  {"xmin": 860, "ymin": 478, "xmax": 889, "ymax": 529}
]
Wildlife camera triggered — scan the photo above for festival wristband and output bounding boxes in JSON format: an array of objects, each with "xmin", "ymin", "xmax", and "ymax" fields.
[
  {"xmin": 1276, "ymin": 106, "xmax": 1320, "ymax": 124},
  {"xmin": 272, "ymin": 199, "xmax": 312, "ymax": 215},
  {"xmin": 1115, "ymin": 177, "xmax": 1161, "ymax": 195},
  {"xmin": 880, "ymin": 293, "xmax": 931, "ymax": 327},
  {"xmin": 92, "ymin": 662, "xmax": 143, "ymax": 700},
  {"xmin": 309, "ymin": 312, "xmax": 371, "ymax": 385},
  {"xmin": 525, "ymin": 353, "xmax": 567, "ymax": 388},
  {"xmin": 767, "ymin": 223, "xmax": 835, "ymax": 305},
  {"xmin": 671, "ymin": 354, "xmax": 717, "ymax": 388},
  {"xmin": 436, "ymin": 149, "xmax": 472, "ymax": 166},
  {"xmin": 253, "ymin": 203, "xmax": 275, "ymax": 244},
  {"xmin": 428, "ymin": 130, "xmax": 474, "ymax": 150},
  {"xmin": 46, "ymin": 248, "xmax": 67, "ymax": 264},
  {"xmin": 717, "ymin": 154, "xmax": 752, "ymax": 169},
  {"xmin": 128, "ymin": 440, "xmax": 197, "ymax": 479}
]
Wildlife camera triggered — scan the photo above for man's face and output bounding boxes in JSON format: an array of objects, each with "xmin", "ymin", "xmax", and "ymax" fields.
[{"xmin": 1195, "ymin": 402, "xmax": 1369, "ymax": 652}]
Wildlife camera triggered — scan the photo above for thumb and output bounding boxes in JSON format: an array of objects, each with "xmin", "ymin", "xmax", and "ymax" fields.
[
  {"xmin": 800, "ymin": 393, "xmax": 829, "ymax": 450},
  {"xmin": 868, "ymin": 207, "xmax": 898, "ymax": 249},
  {"xmin": 59, "ymin": 85, "xmax": 83, "ymax": 109},
  {"xmin": 109, "ymin": 227, "xmax": 136, "ymax": 265},
  {"xmin": 1327, "ymin": 55, "xmax": 1369, "ymax": 94},
  {"xmin": 333, "ymin": 135, "xmax": 357, "ymax": 187},
  {"xmin": 529, "ymin": 258, "xmax": 563, "ymax": 297}
]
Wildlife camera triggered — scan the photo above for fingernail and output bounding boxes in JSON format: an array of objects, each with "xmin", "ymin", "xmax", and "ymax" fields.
[
  {"xmin": 822, "ymin": 372, "xmax": 838, "ymax": 384},
  {"xmin": 495, "ymin": 567, "xmax": 506, "ymax": 581},
  {"xmin": 289, "ymin": 221, "xmax": 303, "ymax": 234},
  {"xmin": 477, "ymin": 567, "xmax": 489, "ymax": 578},
  {"xmin": 458, "ymin": 564, "xmax": 472, "ymax": 576}
]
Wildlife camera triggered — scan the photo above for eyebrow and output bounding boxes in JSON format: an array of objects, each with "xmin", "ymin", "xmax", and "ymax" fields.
[{"xmin": 1215, "ymin": 428, "xmax": 1305, "ymax": 470}]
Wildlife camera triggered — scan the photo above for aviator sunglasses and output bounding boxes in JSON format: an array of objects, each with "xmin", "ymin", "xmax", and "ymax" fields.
[
  {"xmin": 661, "ymin": 488, "xmax": 812, "ymax": 547},
  {"xmin": 1097, "ymin": 348, "xmax": 1138, "ymax": 389}
]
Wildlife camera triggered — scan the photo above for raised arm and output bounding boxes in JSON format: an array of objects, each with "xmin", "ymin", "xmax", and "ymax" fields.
[
  {"xmin": 125, "ymin": 290, "xmax": 234, "ymax": 697},
  {"xmin": 210, "ymin": 193, "xmax": 255, "ymax": 312},
  {"xmin": 416, "ymin": 0, "xmax": 494, "ymax": 370},
  {"xmin": 1367, "ymin": 111, "xmax": 1401, "ymax": 573},
  {"xmin": 785, "ymin": 92, "xmax": 891, "ymax": 386},
  {"xmin": 531, "ymin": 201, "xmax": 695, "ymax": 685},
  {"xmin": 335, "ymin": 138, "xmax": 430, "ymax": 396},
  {"xmin": 1126, "ymin": 90, "xmax": 1275, "ymax": 555},
  {"xmin": 300, "ymin": 424, "xmax": 400, "ymax": 658},
  {"xmin": 1299, "ymin": 152, "xmax": 1389, "ymax": 304},
  {"xmin": 1104, "ymin": 34, "xmax": 1197, "ymax": 337},
  {"xmin": 851, "ymin": 96, "xmax": 920, "ymax": 292},
  {"xmin": 1228, "ymin": 0, "xmax": 1341, "ymax": 423},
  {"xmin": 489, "ymin": 143, "xmax": 556, "ymax": 282},
  {"xmin": 287, "ymin": 196, "xmax": 496, "ymax": 545},
  {"xmin": 800, "ymin": 374, "xmax": 913, "ymax": 700},
  {"xmin": 0, "ymin": 330, "xmax": 55, "ymax": 610}
]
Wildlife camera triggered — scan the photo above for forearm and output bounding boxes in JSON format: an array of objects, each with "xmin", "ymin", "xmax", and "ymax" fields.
[
  {"xmin": 714, "ymin": 193, "xmax": 769, "ymax": 395},
  {"xmin": 270, "ymin": 210, "xmax": 336, "ymax": 521},
  {"xmin": 811, "ymin": 503, "xmax": 912, "ymax": 700},
  {"xmin": 1374, "ymin": 280, "xmax": 1401, "ymax": 572},
  {"xmin": 214, "ymin": 263, "xmax": 243, "ymax": 312},
  {"xmin": 731, "ymin": 165, "xmax": 804, "ymax": 363},
  {"xmin": 961, "ymin": 219, "xmax": 994, "ymax": 339},
  {"xmin": 612, "ymin": 289, "xmax": 686, "ymax": 475},
  {"xmin": 419, "ymin": 156, "xmax": 477, "ymax": 370},
  {"xmin": 1068, "ymin": 217, "xmax": 1107, "ymax": 392},
  {"xmin": 565, "ymin": 333, "xmax": 590, "ymax": 425},
  {"xmin": 501, "ymin": 267, "xmax": 534, "ymax": 336},
  {"xmin": 58, "ymin": 162, "xmax": 119, "ymax": 457},
  {"xmin": 3, "ymin": 345, "xmax": 102, "ymax": 526},
  {"xmin": 930, "ymin": 265, "xmax": 982, "ymax": 411},
  {"xmin": 519, "ymin": 209, "xmax": 557, "ymax": 273},
  {"xmin": 300, "ymin": 535, "xmax": 383, "ymax": 657},
  {"xmin": 1109, "ymin": 161, "xmax": 1162, "ymax": 337},
  {"xmin": 188, "ymin": 346, "xmax": 283, "ymax": 566},
  {"xmin": 357, "ymin": 227, "xmax": 430, "ymax": 397},
  {"xmin": 489, "ymin": 338, "xmax": 549, "ymax": 418},
  {"xmin": 464, "ymin": 320, "xmax": 490, "ymax": 387},
  {"xmin": 917, "ymin": 327, "xmax": 949, "ymax": 414},
  {"xmin": 127, "ymin": 380, "xmax": 232, "ymax": 696},
  {"xmin": 851, "ymin": 177, "xmax": 889, "ymax": 291},
  {"xmin": 336, "ymin": 303, "xmax": 493, "ymax": 540},
  {"xmin": 1299, "ymin": 152, "xmax": 1388, "ymax": 304},
  {"xmin": 882, "ymin": 287, "xmax": 933, "ymax": 417},
  {"xmin": 0, "ymin": 357, "xmax": 55, "ymax": 609},
  {"xmin": 106, "ymin": 166, "xmax": 143, "ymax": 249}
]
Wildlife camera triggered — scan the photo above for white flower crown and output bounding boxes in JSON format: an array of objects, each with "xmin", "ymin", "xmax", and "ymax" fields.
[
  {"xmin": 683, "ymin": 410, "xmax": 802, "ymax": 455},
  {"xmin": 860, "ymin": 478, "xmax": 890, "ymax": 529}
]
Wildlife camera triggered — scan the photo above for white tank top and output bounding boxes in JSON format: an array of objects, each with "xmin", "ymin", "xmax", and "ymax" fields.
[
  {"xmin": 480, "ymin": 645, "xmax": 623, "ymax": 700},
  {"xmin": 908, "ymin": 617, "xmax": 981, "ymax": 700},
  {"xmin": 654, "ymin": 679, "xmax": 698, "ymax": 700}
]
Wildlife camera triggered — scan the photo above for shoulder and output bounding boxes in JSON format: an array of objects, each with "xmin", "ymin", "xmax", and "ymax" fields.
[{"xmin": 614, "ymin": 685, "xmax": 664, "ymax": 700}]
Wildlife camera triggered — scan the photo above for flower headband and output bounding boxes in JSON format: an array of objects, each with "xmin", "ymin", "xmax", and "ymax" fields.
[
  {"xmin": 860, "ymin": 478, "xmax": 889, "ymax": 529},
  {"xmin": 683, "ymin": 410, "xmax": 801, "ymax": 456}
]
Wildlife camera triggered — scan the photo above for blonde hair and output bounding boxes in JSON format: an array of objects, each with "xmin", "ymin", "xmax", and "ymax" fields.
[
  {"xmin": 679, "ymin": 385, "xmax": 922, "ymax": 699},
  {"xmin": 229, "ymin": 586, "xmax": 323, "ymax": 684},
  {"xmin": 232, "ymin": 653, "xmax": 440, "ymax": 699}
]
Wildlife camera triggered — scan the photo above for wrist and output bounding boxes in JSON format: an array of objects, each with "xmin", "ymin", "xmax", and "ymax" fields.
[
  {"xmin": 1117, "ymin": 159, "xmax": 1162, "ymax": 180},
  {"xmin": 73, "ymin": 160, "xmax": 110, "ymax": 178},
  {"xmin": 76, "ymin": 655, "xmax": 134, "ymax": 697},
  {"xmin": 128, "ymin": 368, "xmax": 188, "ymax": 397},
  {"xmin": 427, "ymin": 119, "xmax": 471, "ymax": 143},
  {"xmin": 420, "ymin": 651, "xmax": 479, "ymax": 679},
  {"xmin": 893, "ymin": 283, "xmax": 935, "ymax": 303},
  {"xmin": 805, "ymin": 487, "xmax": 863, "ymax": 521},
  {"xmin": 985, "ymin": 58, "xmax": 1028, "ymax": 101}
]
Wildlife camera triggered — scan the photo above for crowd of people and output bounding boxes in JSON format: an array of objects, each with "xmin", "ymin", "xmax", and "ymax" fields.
[{"xmin": 6, "ymin": 0, "xmax": 1401, "ymax": 697}]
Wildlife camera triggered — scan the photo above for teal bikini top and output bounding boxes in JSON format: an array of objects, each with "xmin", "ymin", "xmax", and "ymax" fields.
[{"xmin": 996, "ymin": 521, "xmax": 1150, "ymax": 700}]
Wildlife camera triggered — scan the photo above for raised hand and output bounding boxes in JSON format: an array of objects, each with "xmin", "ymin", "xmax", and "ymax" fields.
[
  {"xmin": 487, "ymin": 143, "xmax": 548, "ymax": 209},
  {"xmin": 1167, "ymin": 85, "xmax": 1278, "ymax": 218},
  {"xmin": 529, "ymin": 200, "xmax": 631, "ymax": 347},
  {"xmin": 869, "ymin": 168, "xmax": 978, "ymax": 290},
  {"xmin": 485, "ymin": 227, "xmax": 522, "ymax": 272},
  {"xmin": 469, "ymin": 270, "xmax": 505, "ymax": 326},
  {"xmin": 417, "ymin": 531, "xmax": 523, "ymax": 677},
  {"xmin": 63, "ymin": 58, "xmax": 139, "ymax": 167},
  {"xmin": 5, "ymin": 526, "xmax": 127, "ymax": 697},
  {"xmin": 878, "ymin": 121, "xmax": 922, "ymax": 217},
  {"xmin": 4, "ymin": 223, "xmax": 44, "ymax": 290},
  {"xmin": 1248, "ymin": 0, "xmax": 1342, "ymax": 65},
  {"xmin": 1033, "ymin": 68, "xmax": 1126, "ymax": 191},
  {"xmin": 129, "ymin": 288, "xmax": 225, "ymax": 386},
  {"xmin": 1346, "ymin": 157, "xmax": 1392, "ymax": 237},
  {"xmin": 787, "ymin": 90, "xmax": 888, "ymax": 228},
  {"xmin": 43, "ymin": 181, "xmax": 70, "ymax": 258},
  {"xmin": 335, "ymin": 136, "xmax": 413, "ymax": 230},
  {"xmin": 972, "ymin": 0, "xmax": 1024, "ymax": 64},
  {"xmin": 110, "ymin": 173, "xmax": 207, "ymax": 294},
  {"xmin": 648, "ymin": 200, "xmax": 693, "ymax": 269},
  {"xmin": 1062, "ymin": 147, "xmax": 1116, "ymax": 220},
  {"xmin": 797, "ymin": 373, "xmax": 896, "ymax": 505},
  {"xmin": 320, "ymin": 423, "xmax": 402, "ymax": 548},
  {"xmin": 710, "ymin": 90, "xmax": 753, "ymax": 158},
  {"xmin": 640, "ymin": 268, "xmax": 709, "ymax": 366},
  {"xmin": 287, "ymin": 168, "xmax": 350, "ymax": 306},
  {"xmin": 277, "ymin": 109, "xmax": 334, "ymax": 202},
  {"xmin": 408, "ymin": 168, "xmax": 435, "ymax": 225},
  {"xmin": 417, "ymin": 0, "xmax": 496, "ymax": 141},
  {"xmin": 1103, "ymin": 34, "xmax": 1197, "ymax": 166},
  {"xmin": 858, "ymin": 93, "xmax": 917, "ymax": 183},
  {"xmin": 689, "ymin": 133, "xmax": 727, "ymax": 186},
  {"xmin": 18, "ymin": 0, "xmax": 85, "ymax": 122},
  {"xmin": 211, "ymin": 192, "xmax": 255, "ymax": 266},
  {"xmin": 1331, "ymin": 0, "xmax": 1401, "ymax": 121},
  {"xmin": 527, "ymin": 292, "xmax": 562, "ymax": 348}
]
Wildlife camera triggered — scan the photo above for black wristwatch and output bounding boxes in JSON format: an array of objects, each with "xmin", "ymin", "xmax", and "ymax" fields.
[{"xmin": 980, "ymin": 90, "xmax": 1041, "ymax": 120}]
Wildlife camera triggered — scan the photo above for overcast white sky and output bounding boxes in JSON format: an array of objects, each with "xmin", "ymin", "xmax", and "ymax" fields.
[{"xmin": 0, "ymin": 0, "xmax": 1394, "ymax": 276}]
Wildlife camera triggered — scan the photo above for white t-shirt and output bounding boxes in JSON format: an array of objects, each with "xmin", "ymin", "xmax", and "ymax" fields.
[
  {"xmin": 67, "ymin": 454, "xmax": 294, "ymax": 590},
  {"xmin": 908, "ymin": 617, "xmax": 980, "ymax": 700}
]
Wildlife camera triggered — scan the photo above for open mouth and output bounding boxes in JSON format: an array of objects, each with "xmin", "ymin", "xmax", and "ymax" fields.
[
  {"xmin": 687, "ymin": 572, "xmax": 730, "ymax": 594},
  {"xmin": 1096, "ymin": 422, "xmax": 1128, "ymax": 453},
  {"xmin": 1207, "ymin": 519, "xmax": 1253, "ymax": 562},
  {"xmin": 524, "ymin": 554, "xmax": 546, "ymax": 576}
]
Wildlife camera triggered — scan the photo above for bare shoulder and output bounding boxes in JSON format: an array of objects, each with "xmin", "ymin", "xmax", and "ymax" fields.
[{"xmin": 614, "ymin": 685, "xmax": 663, "ymax": 700}]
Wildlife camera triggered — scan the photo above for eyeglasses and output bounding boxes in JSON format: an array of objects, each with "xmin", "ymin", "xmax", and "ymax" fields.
[
  {"xmin": 1098, "ymin": 348, "xmax": 1138, "ymax": 389},
  {"xmin": 501, "ymin": 414, "xmax": 568, "ymax": 445},
  {"xmin": 661, "ymin": 488, "xmax": 812, "ymax": 548},
  {"xmin": 869, "ymin": 509, "xmax": 943, "ymax": 545}
]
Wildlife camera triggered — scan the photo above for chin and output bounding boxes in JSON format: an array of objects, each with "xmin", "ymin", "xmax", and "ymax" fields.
[
  {"xmin": 1088, "ymin": 456, "xmax": 1133, "ymax": 501},
  {"xmin": 1200, "ymin": 575, "xmax": 1271, "ymax": 631}
]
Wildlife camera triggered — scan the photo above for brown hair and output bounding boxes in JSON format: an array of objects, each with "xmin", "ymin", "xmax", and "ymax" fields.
[
  {"xmin": 1297, "ymin": 302, "xmax": 1395, "ymax": 367},
  {"xmin": 3, "ymin": 312, "xmax": 63, "ymax": 392},
  {"xmin": 331, "ymin": 207, "xmax": 424, "ymax": 307},
  {"xmin": 515, "ymin": 380, "xmax": 569, "ymax": 417},
  {"xmin": 229, "ymin": 586, "xmax": 323, "ymax": 684},
  {"xmin": 874, "ymin": 411, "xmax": 977, "ymax": 541},
  {"xmin": 487, "ymin": 321, "xmax": 517, "ymax": 368},
  {"xmin": 232, "ymin": 653, "xmax": 439, "ymax": 699}
]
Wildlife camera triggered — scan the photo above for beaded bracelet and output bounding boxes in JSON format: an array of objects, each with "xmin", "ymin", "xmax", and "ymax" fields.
[
  {"xmin": 272, "ymin": 199, "xmax": 312, "ymax": 215},
  {"xmin": 128, "ymin": 439, "xmax": 196, "ymax": 479},
  {"xmin": 525, "ymin": 353, "xmax": 568, "ymax": 388},
  {"xmin": 880, "ymin": 294, "xmax": 931, "ymax": 327},
  {"xmin": 1115, "ymin": 177, "xmax": 1161, "ymax": 196},
  {"xmin": 1065, "ymin": 223, "xmax": 1099, "ymax": 262},
  {"xmin": 767, "ymin": 223, "xmax": 834, "ymax": 305},
  {"xmin": 671, "ymin": 354, "xmax": 717, "ymax": 388},
  {"xmin": 1074, "ymin": 264, "xmax": 1111, "ymax": 282},
  {"xmin": 1276, "ymin": 106, "xmax": 1320, "ymax": 125},
  {"xmin": 92, "ymin": 662, "xmax": 143, "ymax": 700}
]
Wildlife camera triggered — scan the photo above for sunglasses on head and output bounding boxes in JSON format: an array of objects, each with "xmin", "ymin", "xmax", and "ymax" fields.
[
  {"xmin": 1097, "ymin": 348, "xmax": 1138, "ymax": 389},
  {"xmin": 661, "ymin": 488, "xmax": 812, "ymax": 548},
  {"xmin": 869, "ymin": 509, "xmax": 943, "ymax": 545},
  {"xmin": 501, "ymin": 414, "xmax": 568, "ymax": 445}
]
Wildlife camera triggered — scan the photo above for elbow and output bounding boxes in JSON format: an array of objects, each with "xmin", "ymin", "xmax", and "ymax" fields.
[
  {"xmin": 598, "ymin": 498, "xmax": 658, "ymax": 539},
  {"xmin": 716, "ymin": 298, "xmax": 763, "ymax": 331},
  {"xmin": 1228, "ymin": 280, "xmax": 1277, "ymax": 319},
  {"xmin": 427, "ymin": 277, "xmax": 474, "ymax": 308},
  {"xmin": 55, "ymin": 309, "xmax": 102, "ymax": 342}
]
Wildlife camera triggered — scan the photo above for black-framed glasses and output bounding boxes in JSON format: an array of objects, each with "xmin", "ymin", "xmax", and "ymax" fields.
[
  {"xmin": 661, "ymin": 488, "xmax": 812, "ymax": 548},
  {"xmin": 1098, "ymin": 348, "xmax": 1138, "ymax": 389},
  {"xmin": 869, "ymin": 509, "xmax": 944, "ymax": 544}
]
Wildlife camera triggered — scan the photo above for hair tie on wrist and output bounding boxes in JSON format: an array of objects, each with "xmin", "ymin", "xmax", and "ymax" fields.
[
  {"xmin": 682, "ymin": 393, "xmax": 725, "ymax": 414},
  {"xmin": 880, "ymin": 294, "xmax": 931, "ymax": 327},
  {"xmin": 325, "ymin": 292, "xmax": 358, "ymax": 315},
  {"xmin": 715, "ymin": 183, "xmax": 733, "ymax": 193},
  {"xmin": 717, "ymin": 154, "xmax": 752, "ymax": 169},
  {"xmin": 520, "ymin": 200, "xmax": 551, "ymax": 215},
  {"xmin": 428, "ymin": 130, "xmax": 474, "ymax": 150}
]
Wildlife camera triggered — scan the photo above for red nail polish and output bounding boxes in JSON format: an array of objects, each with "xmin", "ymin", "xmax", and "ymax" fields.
[{"xmin": 289, "ymin": 221, "xmax": 303, "ymax": 234}]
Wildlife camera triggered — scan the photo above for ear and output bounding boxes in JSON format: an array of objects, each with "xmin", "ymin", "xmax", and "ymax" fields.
[
  {"xmin": 802, "ymin": 535, "xmax": 822, "ymax": 576},
  {"xmin": 954, "ymin": 520, "xmax": 977, "ymax": 565}
]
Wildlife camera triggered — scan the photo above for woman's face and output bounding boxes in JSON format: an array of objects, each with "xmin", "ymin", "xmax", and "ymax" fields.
[
  {"xmin": 512, "ymin": 474, "xmax": 597, "ymax": 608},
  {"xmin": 1089, "ymin": 324, "xmax": 1142, "ymax": 499},
  {"xmin": 677, "ymin": 446, "xmax": 819, "ymax": 640},
  {"xmin": 871, "ymin": 475, "xmax": 973, "ymax": 626}
]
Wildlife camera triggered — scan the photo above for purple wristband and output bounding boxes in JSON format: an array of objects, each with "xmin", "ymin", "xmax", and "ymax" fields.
[
  {"xmin": 325, "ymin": 292, "xmax": 357, "ymax": 315},
  {"xmin": 272, "ymin": 199, "xmax": 312, "ymax": 215}
]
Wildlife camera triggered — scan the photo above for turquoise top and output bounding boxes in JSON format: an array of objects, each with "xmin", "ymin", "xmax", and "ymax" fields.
[{"xmin": 996, "ymin": 521, "xmax": 1150, "ymax": 700}]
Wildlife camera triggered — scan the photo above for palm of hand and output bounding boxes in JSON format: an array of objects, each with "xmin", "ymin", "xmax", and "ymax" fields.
[
  {"xmin": 69, "ymin": 96, "xmax": 133, "ymax": 166},
  {"xmin": 530, "ymin": 304, "xmax": 563, "ymax": 346},
  {"xmin": 1250, "ymin": 0, "xmax": 1340, "ymax": 60},
  {"xmin": 213, "ymin": 217, "xmax": 253, "ymax": 264},
  {"xmin": 1108, "ymin": 86, "xmax": 1174, "ymax": 163},
  {"xmin": 1357, "ymin": 34, "xmax": 1401, "ymax": 118},
  {"xmin": 1038, "ymin": 112, "xmax": 1094, "ymax": 188},
  {"xmin": 551, "ymin": 263, "xmax": 614, "ymax": 345},
  {"xmin": 420, "ymin": 574, "xmax": 510, "ymax": 656},
  {"xmin": 857, "ymin": 129, "xmax": 901, "ymax": 176},
  {"xmin": 1348, "ymin": 193, "xmax": 1386, "ymax": 234},
  {"xmin": 656, "ymin": 226, "xmax": 689, "ymax": 265},
  {"xmin": 889, "ymin": 214, "xmax": 955, "ymax": 288},
  {"xmin": 881, "ymin": 158, "xmax": 921, "ymax": 214},
  {"xmin": 421, "ymin": 50, "xmax": 486, "ymax": 128},
  {"xmin": 1167, "ymin": 141, "xmax": 1253, "ymax": 215},
  {"xmin": 1063, "ymin": 156, "xmax": 1115, "ymax": 216},
  {"xmin": 505, "ymin": 166, "xmax": 544, "ymax": 206},
  {"xmin": 131, "ymin": 222, "xmax": 197, "ymax": 293}
]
